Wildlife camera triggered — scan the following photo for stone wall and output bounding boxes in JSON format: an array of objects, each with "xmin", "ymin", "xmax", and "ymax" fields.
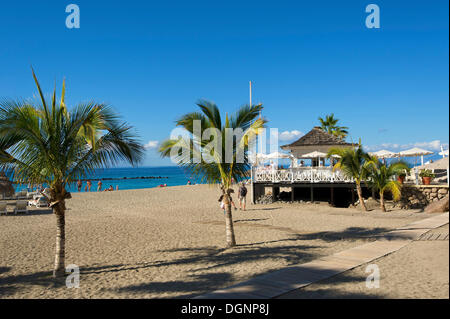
[{"xmin": 400, "ymin": 185, "xmax": 449, "ymax": 209}]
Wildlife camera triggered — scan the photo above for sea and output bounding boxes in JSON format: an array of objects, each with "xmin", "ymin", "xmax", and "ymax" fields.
[
  {"xmin": 12, "ymin": 153, "xmax": 445, "ymax": 193},
  {"xmin": 13, "ymin": 166, "xmax": 202, "ymax": 193}
]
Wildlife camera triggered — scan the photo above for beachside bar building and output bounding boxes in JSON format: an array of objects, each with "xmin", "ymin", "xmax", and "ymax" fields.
[{"xmin": 251, "ymin": 127, "xmax": 363, "ymax": 206}]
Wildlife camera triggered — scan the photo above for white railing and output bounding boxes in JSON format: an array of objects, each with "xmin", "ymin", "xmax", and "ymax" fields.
[{"xmin": 252, "ymin": 167, "xmax": 354, "ymax": 183}]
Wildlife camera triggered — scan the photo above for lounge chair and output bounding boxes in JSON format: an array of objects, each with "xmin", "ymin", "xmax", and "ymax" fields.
[
  {"xmin": 15, "ymin": 190, "xmax": 27, "ymax": 200},
  {"xmin": 26, "ymin": 191, "xmax": 38, "ymax": 199},
  {"xmin": 14, "ymin": 201, "xmax": 28, "ymax": 214},
  {"xmin": 29, "ymin": 196, "xmax": 49, "ymax": 208},
  {"xmin": 0, "ymin": 202, "xmax": 7, "ymax": 215}
]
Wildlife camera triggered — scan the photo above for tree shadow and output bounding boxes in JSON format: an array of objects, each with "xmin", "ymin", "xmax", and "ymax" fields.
[
  {"xmin": 276, "ymin": 272, "xmax": 386, "ymax": 299},
  {"xmin": 0, "ymin": 269, "xmax": 66, "ymax": 297},
  {"xmin": 290, "ymin": 227, "xmax": 393, "ymax": 242},
  {"xmin": 113, "ymin": 272, "xmax": 234, "ymax": 299}
]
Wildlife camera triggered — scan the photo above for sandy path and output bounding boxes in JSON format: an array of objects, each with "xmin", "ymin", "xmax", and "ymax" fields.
[
  {"xmin": 0, "ymin": 184, "xmax": 436, "ymax": 298},
  {"xmin": 278, "ymin": 224, "xmax": 449, "ymax": 299}
]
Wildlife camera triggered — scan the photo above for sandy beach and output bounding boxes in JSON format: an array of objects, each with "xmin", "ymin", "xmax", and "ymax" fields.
[{"xmin": 0, "ymin": 184, "xmax": 447, "ymax": 298}]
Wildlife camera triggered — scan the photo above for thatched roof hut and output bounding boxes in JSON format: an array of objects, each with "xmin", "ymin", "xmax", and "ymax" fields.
[{"xmin": 281, "ymin": 126, "xmax": 353, "ymax": 158}]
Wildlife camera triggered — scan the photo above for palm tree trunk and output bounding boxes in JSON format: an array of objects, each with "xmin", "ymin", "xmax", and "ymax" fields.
[
  {"xmin": 53, "ymin": 205, "xmax": 66, "ymax": 278},
  {"xmin": 224, "ymin": 194, "xmax": 236, "ymax": 248},
  {"xmin": 356, "ymin": 183, "xmax": 367, "ymax": 211},
  {"xmin": 380, "ymin": 191, "xmax": 386, "ymax": 212}
]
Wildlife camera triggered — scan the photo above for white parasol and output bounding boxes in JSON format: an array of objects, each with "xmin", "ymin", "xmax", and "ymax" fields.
[{"xmin": 398, "ymin": 147, "xmax": 433, "ymax": 166}]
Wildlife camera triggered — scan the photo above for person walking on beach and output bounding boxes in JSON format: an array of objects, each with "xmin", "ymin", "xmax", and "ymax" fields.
[
  {"xmin": 86, "ymin": 180, "xmax": 92, "ymax": 192},
  {"xmin": 97, "ymin": 180, "xmax": 102, "ymax": 192},
  {"xmin": 77, "ymin": 179, "xmax": 82, "ymax": 192},
  {"xmin": 238, "ymin": 182, "xmax": 248, "ymax": 211}
]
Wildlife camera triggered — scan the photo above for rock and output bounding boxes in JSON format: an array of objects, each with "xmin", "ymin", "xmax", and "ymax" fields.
[
  {"xmin": 425, "ymin": 195, "xmax": 449, "ymax": 213},
  {"xmin": 438, "ymin": 188, "xmax": 448, "ymax": 194},
  {"xmin": 256, "ymin": 194, "xmax": 274, "ymax": 204}
]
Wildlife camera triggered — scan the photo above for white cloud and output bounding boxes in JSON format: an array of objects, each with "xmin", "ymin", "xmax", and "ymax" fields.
[
  {"xmin": 144, "ymin": 140, "xmax": 159, "ymax": 149},
  {"xmin": 277, "ymin": 130, "xmax": 304, "ymax": 142},
  {"xmin": 365, "ymin": 140, "xmax": 448, "ymax": 152}
]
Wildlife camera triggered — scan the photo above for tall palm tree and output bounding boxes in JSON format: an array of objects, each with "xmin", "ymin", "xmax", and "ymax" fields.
[
  {"xmin": 318, "ymin": 114, "xmax": 349, "ymax": 140},
  {"xmin": 158, "ymin": 100, "xmax": 266, "ymax": 247},
  {"xmin": 327, "ymin": 141, "xmax": 370, "ymax": 211},
  {"xmin": 365, "ymin": 158, "xmax": 410, "ymax": 212},
  {"xmin": 0, "ymin": 69, "xmax": 144, "ymax": 278}
]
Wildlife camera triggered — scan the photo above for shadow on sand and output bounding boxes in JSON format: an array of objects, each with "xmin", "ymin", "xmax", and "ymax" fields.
[{"xmin": 1, "ymin": 224, "xmax": 412, "ymax": 298}]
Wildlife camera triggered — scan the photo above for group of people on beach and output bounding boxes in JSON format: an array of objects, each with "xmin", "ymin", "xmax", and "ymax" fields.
[{"xmin": 77, "ymin": 180, "xmax": 118, "ymax": 192}]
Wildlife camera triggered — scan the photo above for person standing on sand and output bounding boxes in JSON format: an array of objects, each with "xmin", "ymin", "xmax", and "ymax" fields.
[
  {"xmin": 86, "ymin": 180, "xmax": 92, "ymax": 192},
  {"xmin": 97, "ymin": 180, "xmax": 102, "ymax": 192},
  {"xmin": 77, "ymin": 179, "xmax": 82, "ymax": 192},
  {"xmin": 238, "ymin": 182, "xmax": 248, "ymax": 211}
]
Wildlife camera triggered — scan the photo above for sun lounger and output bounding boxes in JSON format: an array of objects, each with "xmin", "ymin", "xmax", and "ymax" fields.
[
  {"xmin": 14, "ymin": 200, "xmax": 28, "ymax": 214},
  {"xmin": 15, "ymin": 190, "xmax": 27, "ymax": 200},
  {"xmin": 26, "ymin": 191, "xmax": 38, "ymax": 199},
  {"xmin": 0, "ymin": 202, "xmax": 7, "ymax": 215},
  {"xmin": 28, "ymin": 196, "xmax": 49, "ymax": 208}
]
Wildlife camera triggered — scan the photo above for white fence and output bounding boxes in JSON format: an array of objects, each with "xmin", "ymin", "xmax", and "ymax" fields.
[{"xmin": 252, "ymin": 167, "xmax": 354, "ymax": 183}]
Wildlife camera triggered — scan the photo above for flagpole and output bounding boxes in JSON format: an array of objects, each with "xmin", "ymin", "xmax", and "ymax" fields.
[
  {"xmin": 249, "ymin": 81, "xmax": 255, "ymax": 204},
  {"xmin": 249, "ymin": 80, "xmax": 252, "ymax": 108}
]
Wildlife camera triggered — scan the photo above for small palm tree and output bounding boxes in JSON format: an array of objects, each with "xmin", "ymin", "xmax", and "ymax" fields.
[
  {"xmin": 159, "ymin": 100, "xmax": 266, "ymax": 247},
  {"xmin": 327, "ymin": 141, "xmax": 370, "ymax": 211},
  {"xmin": 365, "ymin": 158, "xmax": 410, "ymax": 212},
  {"xmin": 318, "ymin": 114, "xmax": 349, "ymax": 140},
  {"xmin": 0, "ymin": 69, "xmax": 144, "ymax": 278}
]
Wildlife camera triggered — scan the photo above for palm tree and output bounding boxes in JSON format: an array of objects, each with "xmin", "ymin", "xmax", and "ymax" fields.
[
  {"xmin": 318, "ymin": 114, "xmax": 349, "ymax": 140},
  {"xmin": 327, "ymin": 141, "xmax": 370, "ymax": 211},
  {"xmin": 0, "ymin": 69, "xmax": 144, "ymax": 278},
  {"xmin": 365, "ymin": 158, "xmax": 410, "ymax": 212},
  {"xmin": 158, "ymin": 100, "xmax": 266, "ymax": 247}
]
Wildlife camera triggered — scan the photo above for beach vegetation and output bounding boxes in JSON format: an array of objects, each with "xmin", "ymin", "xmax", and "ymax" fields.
[
  {"xmin": 327, "ymin": 140, "xmax": 370, "ymax": 211},
  {"xmin": 365, "ymin": 158, "xmax": 410, "ymax": 212},
  {"xmin": 158, "ymin": 100, "xmax": 266, "ymax": 247},
  {"xmin": 0, "ymin": 69, "xmax": 144, "ymax": 278}
]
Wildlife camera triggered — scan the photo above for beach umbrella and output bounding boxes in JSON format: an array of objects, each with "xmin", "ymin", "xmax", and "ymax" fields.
[
  {"xmin": 398, "ymin": 147, "xmax": 433, "ymax": 166},
  {"xmin": 369, "ymin": 149, "xmax": 398, "ymax": 159},
  {"xmin": 417, "ymin": 157, "xmax": 449, "ymax": 170},
  {"xmin": 299, "ymin": 151, "xmax": 330, "ymax": 167},
  {"xmin": 299, "ymin": 151, "xmax": 328, "ymax": 158},
  {"xmin": 263, "ymin": 151, "xmax": 293, "ymax": 159},
  {"xmin": 439, "ymin": 149, "xmax": 449, "ymax": 157}
]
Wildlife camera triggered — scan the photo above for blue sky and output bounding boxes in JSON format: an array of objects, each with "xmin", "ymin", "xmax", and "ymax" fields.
[{"xmin": 0, "ymin": 0, "xmax": 448, "ymax": 166}]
